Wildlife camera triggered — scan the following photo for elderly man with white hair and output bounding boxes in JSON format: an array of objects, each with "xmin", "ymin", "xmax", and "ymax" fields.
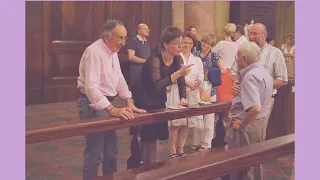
[
  {"xmin": 228, "ymin": 42, "xmax": 273, "ymax": 180},
  {"xmin": 231, "ymin": 23, "xmax": 288, "ymax": 141}
]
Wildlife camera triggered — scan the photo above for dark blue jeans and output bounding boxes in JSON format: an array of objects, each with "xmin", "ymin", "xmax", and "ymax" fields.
[{"xmin": 77, "ymin": 95, "xmax": 118, "ymax": 180}]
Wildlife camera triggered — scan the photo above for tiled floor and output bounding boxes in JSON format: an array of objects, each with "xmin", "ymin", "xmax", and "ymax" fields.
[{"xmin": 26, "ymin": 101, "xmax": 294, "ymax": 180}]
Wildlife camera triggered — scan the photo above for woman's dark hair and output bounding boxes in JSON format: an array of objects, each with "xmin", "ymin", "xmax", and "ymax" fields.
[
  {"xmin": 235, "ymin": 25, "xmax": 245, "ymax": 35},
  {"xmin": 183, "ymin": 31, "xmax": 198, "ymax": 46},
  {"xmin": 185, "ymin": 25, "xmax": 196, "ymax": 32},
  {"xmin": 159, "ymin": 26, "xmax": 183, "ymax": 50}
]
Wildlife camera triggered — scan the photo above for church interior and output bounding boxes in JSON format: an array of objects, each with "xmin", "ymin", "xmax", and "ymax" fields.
[{"xmin": 26, "ymin": 1, "xmax": 295, "ymax": 180}]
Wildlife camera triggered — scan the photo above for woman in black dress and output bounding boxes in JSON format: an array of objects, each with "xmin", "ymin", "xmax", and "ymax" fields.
[{"xmin": 134, "ymin": 26, "xmax": 193, "ymax": 165}]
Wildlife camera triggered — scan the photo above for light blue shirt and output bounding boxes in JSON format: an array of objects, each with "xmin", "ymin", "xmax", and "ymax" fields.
[{"xmin": 230, "ymin": 62, "xmax": 273, "ymax": 119}]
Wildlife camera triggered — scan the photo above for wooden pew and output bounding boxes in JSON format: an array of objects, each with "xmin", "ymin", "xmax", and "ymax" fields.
[
  {"xmin": 93, "ymin": 134, "xmax": 294, "ymax": 180},
  {"xmin": 26, "ymin": 100, "xmax": 231, "ymax": 144}
]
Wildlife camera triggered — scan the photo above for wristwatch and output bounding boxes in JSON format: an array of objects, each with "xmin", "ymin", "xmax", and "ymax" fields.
[{"xmin": 126, "ymin": 98, "xmax": 134, "ymax": 103}]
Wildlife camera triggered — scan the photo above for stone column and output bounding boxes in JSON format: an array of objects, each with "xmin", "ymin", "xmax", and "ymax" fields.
[
  {"xmin": 214, "ymin": 1, "xmax": 230, "ymax": 42},
  {"xmin": 172, "ymin": 1, "xmax": 185, "ymax": 30},
  {"xmin": 184, "ymin": 1, "xmax": 230, "ymax": 42},
  {"xmin": 184, "ymin": 1, "xmax": 216, "ymax": 40}
]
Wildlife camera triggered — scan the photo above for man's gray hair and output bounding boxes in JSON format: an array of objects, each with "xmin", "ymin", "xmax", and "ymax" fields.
[
  {"xmin": 238, "ymin": 42, "xmax": 261, "ymax": 64},
  {"xmin": 100, "ymin": 19, "xmax": 124, "ymax": 38}
]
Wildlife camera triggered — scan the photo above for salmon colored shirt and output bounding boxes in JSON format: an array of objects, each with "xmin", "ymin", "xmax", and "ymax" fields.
[{"xmin": 77, "ymin": 39, "xmax": 132, "ymax": 110}]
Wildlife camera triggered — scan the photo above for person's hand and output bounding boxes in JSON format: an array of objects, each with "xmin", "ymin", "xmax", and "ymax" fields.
[
  {"xmin": 231, "ymin": 118, "xmax": 242, "ymax": 130},
  {"xmin": 110, "ymin": 107, "xmax": 135, "ymax": 120},
  {"xmin": 127, "ymin": 100, "xmax": 147, "ymax": 114},
  {"xmin": 232, "ymin": 80, "xmax": 241, "ymax": 96},
  {"xmin": 178, "ymin": 64, "xmax": 194, "ymax": 76},
  {"xmin": 180, "ymin": 98, "xmax": 188, "ymax": 106},
  {"xmin": 204, "ymin": 69, "xmax": 208, "ymax": 77},
  {"xmin": 186, "ymin": 87, "xmax": 191, "ymax": 94},
  {"xmin": 130, "ymin": 105, "xmax": 147, "ymax": 114},
  {"xmin": 186, "ymin": 80, "xmax": 194, "ymax": 88},
  {"xmin": 191, "ymin": 80, "xmax": 200, "ymax": 90}
]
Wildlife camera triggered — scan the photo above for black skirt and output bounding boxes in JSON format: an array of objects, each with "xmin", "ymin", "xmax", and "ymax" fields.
[{"xmin": 130, "ymin": 100, "xmax": 168, "ymax": 142}]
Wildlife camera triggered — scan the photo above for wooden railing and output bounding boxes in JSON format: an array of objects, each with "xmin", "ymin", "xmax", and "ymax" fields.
[
  {"xmin": 26, "ymin": 99, "xmax": 295, "ymax": 180},
  {"xmin": 94, "ymin": 134, "xmax": 294, "ymax": 180},
  {"xmin": 26, "ymin": 100, "xmax": 232, "ymax": 144}
]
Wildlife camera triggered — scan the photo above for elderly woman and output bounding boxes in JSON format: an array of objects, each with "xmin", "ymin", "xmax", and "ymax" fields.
[
  {"xmin": 134, "ymin": 26, "xmax": 193, "ymax": 164},
  {"xmin": 191, "ymin": 33, "xmax": 226, "ymax": 151},
  {"xmin": 167, "ymin": 31, "xmax": 204, "ymax": 158}
]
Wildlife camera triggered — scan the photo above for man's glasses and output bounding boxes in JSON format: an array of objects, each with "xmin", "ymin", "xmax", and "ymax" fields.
[{"xmin": 114, "ymin": 36, "xmax": 128, "ymax": 43}]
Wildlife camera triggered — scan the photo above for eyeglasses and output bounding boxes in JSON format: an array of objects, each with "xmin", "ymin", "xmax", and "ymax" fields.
[
  {"xmin": 182, "ymin": 41, "xmax": 193, "ymax": 45},
  {"xmin": 170, "ymin": 41, "xmax": 183, "ymax": 47},
  {"xmin": 248, "ymin": 32, "xmax": 265, "ymax": 36},
  {"xmin": 114, "ymin": 36, "xmax": 128, "ymax": 42},
  {"xmin": 201, "ymin": 41, "xmax": 212, "ymax": 47}
]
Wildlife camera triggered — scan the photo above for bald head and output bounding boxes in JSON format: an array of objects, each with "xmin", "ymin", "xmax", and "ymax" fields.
[
  {"xmin": 138, "ymin": 23, "xmax": 147, "ymax": 30},
  {"xmin": 252, "ymin": 23, "xmax": 267, "ymax": 33},
  {"xmin": 137, "ymin": 23, "xmax": 150, "ymax": 38},
  {"xmin": 249, "ymin": 23, "xmax": 268, "ymax": 47}
]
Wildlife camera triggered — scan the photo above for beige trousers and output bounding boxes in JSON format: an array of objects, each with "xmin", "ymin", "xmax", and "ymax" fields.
[
  {"xmin": 228, "ymin": 117, "xmax": 266, "ymax": 180},
  {"xmin": 262, "ymin": 97, "xmax": 275, "ymax": 140}
]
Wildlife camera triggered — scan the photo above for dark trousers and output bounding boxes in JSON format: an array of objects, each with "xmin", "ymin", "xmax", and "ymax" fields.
[
  {"xmin": 211, "ymin": 112, "xmax": 227, "ymax": 148},
  {"xmin": 127, "ymin": 134, "xmax": 142, "ymax": 169},
  {"xmin": 212, "ymin": 112, "xmax": 230, "ymax": 180}
]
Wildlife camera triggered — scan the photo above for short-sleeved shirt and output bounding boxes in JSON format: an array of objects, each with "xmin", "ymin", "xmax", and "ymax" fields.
[
  {"xmin": 235, "ymin": 35, "xmax": 249, "ymax": 45},
  {"xmin": 231, "ymin": 43, "xmax": 288, "ymax": 94},
  {"xmin": 126, "ymin": 35, "xmax": 151, "ymax": 92},
  {"xmin": 126, "ymin": 35, "xmax": 151, "ymax": 66},
  {"xmin": 230, "ymin": 62, "xmax": 273, "ymax": 120}
]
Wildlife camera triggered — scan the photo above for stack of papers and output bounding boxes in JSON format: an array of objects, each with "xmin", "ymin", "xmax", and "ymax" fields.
[
  {"xmin": 198, "ymin": 101, "xmax": 212, "ymax": 105},
  {"xmin": 167, "ymin": 106, "xmax": 188, "ymax": 110}
]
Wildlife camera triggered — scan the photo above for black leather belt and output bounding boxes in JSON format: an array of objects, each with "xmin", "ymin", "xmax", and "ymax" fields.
[{"xmin": 81, "ymin": 93, "xmax": 117, "ymax": 102}]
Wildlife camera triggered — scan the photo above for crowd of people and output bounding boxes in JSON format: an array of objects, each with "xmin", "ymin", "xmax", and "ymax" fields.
[{"xmin": 76, "ymin": 19, "xmax": 292, "ymax": 180}]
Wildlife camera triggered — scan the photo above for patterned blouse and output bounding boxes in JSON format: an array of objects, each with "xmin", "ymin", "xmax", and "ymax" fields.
[{"xmin": 193, "ymin": 50, "xmax": 220, "ymax": 96}]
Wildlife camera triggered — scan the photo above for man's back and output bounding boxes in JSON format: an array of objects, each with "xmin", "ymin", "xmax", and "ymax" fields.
[{"xmin": 230, "ymin": 63, "xmax": 273, "ymax": 119}]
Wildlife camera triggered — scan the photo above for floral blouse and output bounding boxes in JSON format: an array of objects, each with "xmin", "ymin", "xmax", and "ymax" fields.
[{"xmin": 193, "ymin": 50, "xmax": 220, "ymax": 96}]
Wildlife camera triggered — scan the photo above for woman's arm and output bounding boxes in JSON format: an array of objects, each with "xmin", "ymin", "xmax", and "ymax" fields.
[
  {"xmin": 191, "ymin": 57, "xmax": 204, "ymax": 90},
  {"xmin": 176, "ymin": 57, "xmax": 187, "ymax": 100},
  {"xmin": 148, "ymin": 57, "xmax": 181, "ymax": 93},
  {"xmin": 217, "ymin": 58, "xmax": 227, "ymax": 74},
  {"xmin": 211, "ymin": 42, "xmax": 222, "ymax": 54}
]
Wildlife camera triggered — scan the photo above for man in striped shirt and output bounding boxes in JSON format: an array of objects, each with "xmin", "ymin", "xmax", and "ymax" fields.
[{"xmin": 230, "ymin": 23, "xmax": 288, "ymax": 140}]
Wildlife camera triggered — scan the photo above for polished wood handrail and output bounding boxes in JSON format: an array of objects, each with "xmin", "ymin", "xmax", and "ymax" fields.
[
  {"xmin": 26, "ymin": 100, "xmax": 232, "ymax": 144},
  {"xmin": 94, "ymin": 134, "xmax": 295, "ymax": 180}
]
